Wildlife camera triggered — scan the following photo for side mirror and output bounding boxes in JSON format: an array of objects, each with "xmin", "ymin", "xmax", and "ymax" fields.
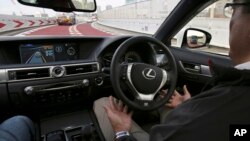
[
  {"xmin": 182, "ymin": 28, "xmax": 212, "ymax": 48},
  {"xmin": 17, "ymin": 0, "xmax": 96, "ymax": 12}
]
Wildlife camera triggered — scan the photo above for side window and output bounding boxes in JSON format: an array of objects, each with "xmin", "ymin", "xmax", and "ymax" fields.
[{"xmin": 171, "ymin": 0, "xmax": 230, "ymax": 55}]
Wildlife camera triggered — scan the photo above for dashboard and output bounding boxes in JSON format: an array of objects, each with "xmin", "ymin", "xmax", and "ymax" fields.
[
  {"xmin": 100, "ymin": 41, "xmax": 158, "ymax": 68},
  {"xmin": 102, "ymin": 51, "xmax": 143, "ymax": 67},
  {"xmin": 0, "ymin": 36, "xmax": 167, "ymax": 111},
  {"xmin": 0, "ymin": 37, "xmax": 167, "ymax": 67}
]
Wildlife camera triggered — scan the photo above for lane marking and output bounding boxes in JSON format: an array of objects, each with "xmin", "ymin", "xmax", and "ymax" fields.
[
  {"xmin": 91, "ymin": 22, "xmax": 116, "ymax": 35},
  {"xmin": 69, "ymin": 24, "xmax": 83, "ymax": 36},
  {"xmin": 15, "ymin": 25, "xmax": 57, "ymax": 36},
  {"xmin": 69, "ymin": 26, "xmax": 74, "ymax": 34}
]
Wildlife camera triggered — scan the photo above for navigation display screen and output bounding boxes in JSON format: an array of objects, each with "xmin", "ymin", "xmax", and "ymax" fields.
[{"xmin": 20, "ymin": 43, "xmax": 78, "ymax": 64}]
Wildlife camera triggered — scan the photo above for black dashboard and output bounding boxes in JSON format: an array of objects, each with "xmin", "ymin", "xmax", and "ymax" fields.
[
  {"xmin": 0, "ymin": 37, "xmax": 102, "ymax": 66},
  {"xmin": 0, "ymin": 36, "xmax": 165, "ymax": 67},
  {"xmin": 0, "ymin": 36, "xmax": 167, "ymax": 112},
  {"xmin": 100, "ymin": 41, "xmax": 157, "ymax": 68}
]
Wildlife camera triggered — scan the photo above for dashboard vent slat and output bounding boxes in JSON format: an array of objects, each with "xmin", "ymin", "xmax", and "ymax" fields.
[
  {"xmin": 65, "ymin": 64, "xmax": 98, "ymax": 75},
  {"xmin": 8, "ymin": 68, "xmax": 50, "ymax": 80},
  {"xmin": 5, "ymin": 63, "xmax": 99, "ymax": 82}
]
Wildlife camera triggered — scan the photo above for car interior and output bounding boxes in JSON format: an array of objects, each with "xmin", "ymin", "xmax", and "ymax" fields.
[{"xmin": 0, "ymin": 0, "xmax": 233, "ymax": 141}]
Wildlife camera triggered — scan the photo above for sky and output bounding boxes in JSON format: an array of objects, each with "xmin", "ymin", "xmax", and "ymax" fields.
[{"xmin": 0, "ymin": 0, "xmax": 125, "ymax": 16}]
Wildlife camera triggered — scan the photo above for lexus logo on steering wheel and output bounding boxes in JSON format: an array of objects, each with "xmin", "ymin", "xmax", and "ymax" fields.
[{"xmin": 142, "ymin": 68, "xmax": 156, "ymax": 80}]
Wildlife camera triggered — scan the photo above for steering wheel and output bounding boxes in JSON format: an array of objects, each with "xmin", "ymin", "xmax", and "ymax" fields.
[{"xmin": 110, "ymin": 36, "xmax": 177, "ymax": 111}]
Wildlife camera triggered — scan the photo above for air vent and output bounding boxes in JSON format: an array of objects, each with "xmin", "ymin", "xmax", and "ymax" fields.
[
  {"xmin": 65, "ymin": 64, "xmax": 98, "ymax": 75},
  {"xmin": 8, "ymin": 68, "xmax": 50, "ymax": 80}
]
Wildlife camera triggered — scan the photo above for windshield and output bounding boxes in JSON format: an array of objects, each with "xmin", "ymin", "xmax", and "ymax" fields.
[{"xmin": 0, "ymin": 0, "xmax": 180, "ymax": 37}]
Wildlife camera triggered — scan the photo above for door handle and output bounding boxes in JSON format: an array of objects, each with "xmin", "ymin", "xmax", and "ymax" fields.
[{"xmin": 179, "ymin": 61, "xmax": 201, "ymax": 74}]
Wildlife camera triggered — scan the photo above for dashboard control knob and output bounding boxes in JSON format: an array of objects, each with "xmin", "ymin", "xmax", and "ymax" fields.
[
  {"xmin": 82, "ymin": 79, "xmax": 90, "ymax": 87},
  {"xmin": 95, "ymin": 77, "xmax": 103, "ymax": 86},
  {"xmin": 51, "ymin": 66, "xmax": 65, "ymax": 77},
  {"xmin": 24, "ymin": 86, "xmax": 34, "ymax": 95},
  {"xmin": 54, "ymin": 68, "xmax": 62, "ymax": 75}
]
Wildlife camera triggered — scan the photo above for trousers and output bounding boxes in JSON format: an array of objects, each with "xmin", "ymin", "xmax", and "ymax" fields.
[
  {"xmin": 94, "ymin": 97, "xmax": 171, "ymax": 141},
  {"xmin": 0, "ymin": 116, "xmax": 35, "ymax": 141}
]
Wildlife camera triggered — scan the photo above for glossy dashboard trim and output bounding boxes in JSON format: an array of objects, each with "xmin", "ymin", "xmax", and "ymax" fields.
[
  {"xmin": 0, "ymin": 62, "xmax": 100, "ymax": 83},
  {"xmin": 0, "ymin": 69, "xmax": 7, "ymax": 83}
]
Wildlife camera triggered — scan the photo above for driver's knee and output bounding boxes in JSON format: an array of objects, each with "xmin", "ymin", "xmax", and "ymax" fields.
[
  {"xmin": 0, "ymin": 115, "xmax": 35, "ymax": 141},
  {"xmin": 93, "ymin": 97, "xmax": 109, "ymax": 115},
  {"xmin": 1, "ymin": 115, "xmax": 34, "ymax": 131},
  {"xmin": 93, "ymin": 97, "xmax": 111, "ymax": 123},
  {"xmin": 93, "ymin": 97, "xmax": 116, "ymax": 141},
  {"xmin": 93, "ymin": 97, "xmax": 149, "ymax": 141}
]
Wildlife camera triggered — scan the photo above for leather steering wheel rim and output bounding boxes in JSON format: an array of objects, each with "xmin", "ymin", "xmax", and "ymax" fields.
[{"xmin": 110, "ymin": 36, "xmax": 177, "ymax": 111}]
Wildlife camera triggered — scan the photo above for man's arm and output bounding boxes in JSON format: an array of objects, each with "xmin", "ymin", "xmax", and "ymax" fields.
[{"xmin": 104, "ymin": 96, "xmax": 136, "ymax": 141}]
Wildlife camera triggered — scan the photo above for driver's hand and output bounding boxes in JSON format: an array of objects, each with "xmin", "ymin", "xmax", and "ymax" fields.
[
  {"xmin": 104, "ymin": 96, "xmax": 133, "ymax": 132},
  {"xmin": 163, "ymin": 85, "xmax": 191, "ymax": 108}
]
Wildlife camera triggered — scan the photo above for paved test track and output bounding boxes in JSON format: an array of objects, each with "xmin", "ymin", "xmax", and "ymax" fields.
[{"xmin": 18, "ymin": 23, "xmax": 112, "ymax": 36}]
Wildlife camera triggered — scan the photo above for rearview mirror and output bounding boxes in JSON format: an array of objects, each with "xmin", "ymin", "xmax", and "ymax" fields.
[
  {"xmin": 182, "ymin": 28, "xmax": 212, "ymax": 48},
  {"xmin": 18, "ymin": 0, "xmax": 96, "ymax": 12}
]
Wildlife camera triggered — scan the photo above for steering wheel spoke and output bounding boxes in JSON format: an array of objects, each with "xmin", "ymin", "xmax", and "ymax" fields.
[
  {"xmin": 119, "ymin": 63, "xmax": 129, "ymax": 80},
  {"xmin": 137, "ymin": 93, "xmax": 155, "ymax": 101}
]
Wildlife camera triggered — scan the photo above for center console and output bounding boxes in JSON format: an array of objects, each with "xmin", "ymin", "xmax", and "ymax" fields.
[
  {"xmin": 0, "ymin": 62, "xmax": 104, "ymax": 109},
  {"xmin": 0, "ymin": 39, "xmax": 108, "ymax": 141},
  {"xmin": 40, "ymin": 111, "xmax": 103, "ymax": 141}
]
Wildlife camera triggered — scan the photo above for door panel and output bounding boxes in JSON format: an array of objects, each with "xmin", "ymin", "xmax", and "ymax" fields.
[{"xmin": 170, "ymin": 46, "xmax": 232, "ymax": 96}]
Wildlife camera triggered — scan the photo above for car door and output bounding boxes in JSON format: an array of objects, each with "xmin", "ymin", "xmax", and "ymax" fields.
[{"xmin": 155, "ymin": 0, "xmax": 233, "ymax": 96}]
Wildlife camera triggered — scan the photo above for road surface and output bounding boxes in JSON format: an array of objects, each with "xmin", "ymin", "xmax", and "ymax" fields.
[{"xmin": 17, "ymin": 23, "xmax": 113, "ymax": 36}]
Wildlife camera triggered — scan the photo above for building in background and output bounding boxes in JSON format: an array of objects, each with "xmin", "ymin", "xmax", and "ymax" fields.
[
  {"xmin": 126, "ymin": 0, "xmax": 136, "ymax": 4},
  {"xmin": 126, "ymin": 0, "xmax": 146, "ymax": 4},
  {"xmin": 106, "ymin": 5, "xmax": 112, "ymax": 10}
]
